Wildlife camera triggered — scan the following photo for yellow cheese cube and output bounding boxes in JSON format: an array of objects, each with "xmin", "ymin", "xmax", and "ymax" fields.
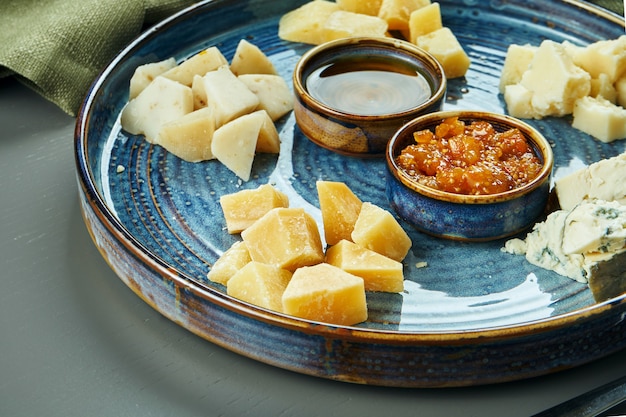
[
  {"xmin": 282, "ymin": 263, "xmax": 367, "ymax": 325},
  {"xmin": 336, "ymin": 0, "xmax": 383, "ymax": 15},
  {"xmin": 226, "ymin": 261, "xmax": 292, "ymax": 311},
  {"xmin": 161, "ymin": 47, "xmax": 228, "ymax": 86},
  {"xmin": 326, "ymin": 239, "xmax": 404, "ymax": 292},
  {"xmin": 316, "ymin": 180, "xmax": 363, "ymax": 246},
  {"xmin": 207, "ymin": 241, "xmax": 251, "ymax": 285},
  {"xmin": 415, "ymin": 27, "xmax": 470, "ymax": 79},
  {"xmin": 157, "ymin": 107, "xmax": 216, "ymax": 162},
  {"xmin": 219, "ymin": 183, "xmax": 289, "ymax": 234},
  {"xmin": 278, "ymin": 0, "xmax": 341, "ymax": 45},
  {"xmin": 408, "ymin": 2, "xmax": 441, "ymax": 43},
  {"xmin": 241, "ymin": 207, "xmax": 325, "ymax": 271},
  {"xmin": 378, "ymin": 0, "xmax": 431, "ymax": 31},
  {"xmin": 351, "ymin": 202, "xmax": 412, "ymax": 262},
  {"xmin": 321, "ymin": 10, "xmax": 389, "ymax": 43}
]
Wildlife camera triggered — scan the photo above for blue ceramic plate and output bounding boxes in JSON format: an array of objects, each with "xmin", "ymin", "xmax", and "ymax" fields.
[{"xmin": 75, "ymin": 0, "xmax": 626, "ymax": 387}]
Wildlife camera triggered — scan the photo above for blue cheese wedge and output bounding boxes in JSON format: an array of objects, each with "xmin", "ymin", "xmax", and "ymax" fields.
[
  {"xmin": 503, "ymin": 200, "xmax": 626, "ymax": 302},
  {"xmin": 555, "ymin": 152, "xmax": 626, "ymax": 211}
]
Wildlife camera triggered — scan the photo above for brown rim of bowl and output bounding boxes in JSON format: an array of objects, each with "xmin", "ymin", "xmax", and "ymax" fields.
[
  {"xmin": 293, "ymin": 37, "xmax": 447, "ymax": 122},
  {"xmin": 386, "ymin": 110, "xmax": 555, "ymax": 204}
]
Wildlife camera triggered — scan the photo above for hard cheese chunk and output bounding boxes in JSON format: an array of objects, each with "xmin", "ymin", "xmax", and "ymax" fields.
[
  {"xmin": 555, "ymin": 151, "xmax": 626, "ymax": 211},
  {"xmin": 241, "ymin": 207, "xmax": 324, "ymax": 271},
  {"xmin": 572, "ymin": 96, "xmax": 626, "ymax": 142},
  {"xmin": 282, "ymin": 263, "xmax": 367, "ymax": 325},
  {"xmin": 207, "ymin": 241, "xmax": 251, "ymax": 285},
  {"xmin": 120, "ymin": 76, "xmax": 193, "ymax": 143},
  {"xmin": 129, "ymin": 57, "xmax": 176, "ymax": 99},
  {"xmin": 316, "ymin": 180, "xmax": 363, "ymax": 246},
  {"xmin": 321, "ymin": 10, "xmax": 389, "ymax": 43},
  {"xmin": 161, "ymin": 46, "xmax": 228, "ymax": 86},
  {"xmin": 408, "ymin": 2, "xmax": 442, "ymax": 43},
  {"xmin": 377, "ymin": 0, "xmax": 431, "ymax": 31},
  {"xmin": 226, "ymin": 261, "xmax": 292, "ymax": 311},
  {"xmin": 157, "ymin": 107, "xmax": 216, "ymax": 162},
  {"xmin": 219, "ymin": 183, "xmax": 289, "ymax": 234},
  {"xmin": 238, "ymin": 74, "xmax": 294, "ymax": 122},
  {"xmin": 202, "ymin": 65, "xmax": 259, "ymax": 127},
  {"xmin": 326, "ymin": 239, "xmax": 404, "ymax": 292},
  {"xmin": 415, "ymin": 27, "xmax": 470, "ymax": 79},
  {"xmin": 503, "ymin": 200, "xmax": 626, "ymax": 302},
  {"xmin": 230, "ymin": 39, "xmax": 277, "ymax": 76},
  {"xmin": 351, "ymin": 202, "xmax": 412, "ymax": 262},
  {"xmin": 278, "ymin": 0, "xmax": 341, "ymax": 45}
]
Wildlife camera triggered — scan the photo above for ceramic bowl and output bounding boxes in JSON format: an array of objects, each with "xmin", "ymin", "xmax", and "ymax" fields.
[
  {"xmin": 386, "ymin": 110, "xmax": 554, "ymax": 241},
  {"xmin": 293, "ymin": 37, "xmax": 446, "ymax": 157}
]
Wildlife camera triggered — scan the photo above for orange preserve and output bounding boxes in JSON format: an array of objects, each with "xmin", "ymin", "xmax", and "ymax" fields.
[{"xmin": 395, "ymin": 117, "xmax": 544, "ymax": 195}]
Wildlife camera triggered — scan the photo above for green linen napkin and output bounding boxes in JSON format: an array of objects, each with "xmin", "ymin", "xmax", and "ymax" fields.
[
  {"xmin": 0, "ymin": 0, "xmax": 623, "ymax": 117},
  {"xmin": 0, "ymin": 0, "xmax": 195, "ymax": 116}
]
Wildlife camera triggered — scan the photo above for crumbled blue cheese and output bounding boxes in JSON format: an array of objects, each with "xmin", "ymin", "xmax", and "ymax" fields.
[{"xmin": 502, "ymin": 200, "xmax": 626, "ymax": 284}]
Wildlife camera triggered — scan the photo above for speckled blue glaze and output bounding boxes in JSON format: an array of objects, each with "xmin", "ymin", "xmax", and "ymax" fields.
[
  {"xmin": 386, "ymin": 111, "xmax": 553, "ymax": 241},
  {"xmin": 75, "ymin": 0, "xmax": 626, "ymax": 387}
]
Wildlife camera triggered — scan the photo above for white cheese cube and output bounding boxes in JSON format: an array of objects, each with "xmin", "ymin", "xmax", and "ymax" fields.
[
  {"xmin": 616, "ymin": 75, "xmax": 626, "ymax": 108},
  {"xmin": 503, "ymin": 83, "xmax": 536, "ymax": 119},
  {"xmin": 590, "ymin": 73, "xmax": 617, "ymax": 103},
  {"xmin": 499, "ymin": 44, "xmax": 536, "ymax": 93},
  {"xmin": 572, "ymin": 96, "xmax": 626, "ymax": 143},
  {"xmin": 572, "ymin": 35, "xmax": 626, "ymax": 82},
  {"xmin": 161, "ymin": 47, "xmax": 228, "ymax": 86},
  {"xmin": 555, "ymin": 152, "xmax": 626, "ymax": 211},
  {"xmin": 128, "ymin": 57, "xmax": 176, "ymax": 99},
  {"xmin": 202, "ymin": 65, "xmax": 260, "ymax": 127},
  {"xmin": 519, "ymin": 40, "xmax": 591, "ymax": 117},
  {"xmin": 238, "ymin": 74, "xmax": 294, "ymax": 121}
]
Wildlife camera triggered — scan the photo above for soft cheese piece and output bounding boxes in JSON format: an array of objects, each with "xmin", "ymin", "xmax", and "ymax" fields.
[
  {"xmin": 351, "ymin": 202, "xmax": 412, "ymax": 262},
  {"xmin": 499, "ymin": 44, "xmax": 536, "ymax": 93},
  {"xmin": 325, "ymin": 239, "xmax": 404, "ymax": 292},
  {"xmin": 517, "ymin": 40, "xmax": 591, "ymax": 118},
  {"xmin": 590, "ymin": 73, "xmax": 617, "ymax": 103},
  {"xmin": 281, "ymin": 263, "xmax": 368, "ymax": 325},
  {"xmin": 226, "ymin": 261, "xmax": 292, "ymax": 311},
  {"xmin": 241, "ymin": 207, "xmax": 325, "ymax": 271},
  {"xmin": 161, "ymin": 47, "xmax": 228, "ymax": 86},
  {"xmin": 555, "ymin": 152, "xmax": 626, "ymax": 211},
  {"xmin": 569, "ymin": 35, "xmax": 626, "ymax": 83},
  {"xmin": 219, "ymin": 183, "xmax": 289, "ymax": 234},
  {"xmin": 571, "ymin": 96, "xmax": 626, "ymax": 143},
  {"xmin": 503, "ymin": 200, "xmax": 626, "ymax": 302}
]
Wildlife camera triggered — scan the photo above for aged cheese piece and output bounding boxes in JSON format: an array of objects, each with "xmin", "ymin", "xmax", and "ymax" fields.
[
  {"xmin": 202, "ymin": 65, "xmax": 260, "ymax": 127},
  {"xmin": 321, "ymin": 10, "xmax": 389, "ymax": 43},
  {"xmin": 226, "ymin": 261, "xmax": 292, "ymax": 311},
  {"xmin": 555, "ymin": 152, "xmax": 626, "ymax": 211},
  {"xmin": 157, "ymin": 107, "xmax": 216, "ymax": 162},
  {"xmin": 408, "ymin": 2, "xmax": 441, "ymax": 43},
  {"xmin": 377, "ymin": 0, "xmax": 430, "ymax": 31},
  {"xmin": 161, "ymin": 47, "xmax": 228, "ymax": 86},
  {"xmin": 281, "ymin": 263, "xmax": 368, "ymax": 325},
  {"xmin": 210, "ymin": 111, "xmax": 264, "ymax": 181},
  {"xmin": 325, "ymin": 239, "xmax": 404, "ymax": 292},
  {"xmin": 518, "ymin": 40, "xmax": 591, "ymax": 118},
  {"xmin": 499, "ymin": 44, "xmax": 536, "ymax": 93},
  {"xmin": 351, "ymin": 202, "xmax": 412, "ymax": 262},
  {"xmin": 503, "ymin": 200, "xmax": 626, "ymax": 301},
  {"xmin": 241, "ymin": 207, "xmax": 325, "ymax": 271},
  {"xmin": 571, "ymin": 96, "xmax": 626, "ymax": 143},
  {"xmin": 129, "ymin": 57, "xmax": 176, "ymax": 99},
  {"xmin": 120, "ymin": 76, "xmax": 193, "ymax": 143},
  {"xmin": 278, "ymin": 0, "xmax": 341, "ymax": 45},
  {"xmin": 569, "ymin": 35, "xmax": 626, "ymax": 83},
  {"xmin": 219, "ymin": 183, "xmax": 289, "ymax": 234},
  {"xmin": 229, "ymin": 39, "xmax": 277, "ymax": 76},
  {"xmin": 238, "ymin": 74, "xmax": 294, "ymax": 122},
  {"xmin": 207, "ymin": 241, "xmax": 251, "ymax": 285},
  {"xmin": 336, "ymin": 0, "xmax": 383, "ymax": 15},
  {"xmin": 316, "ymin": 180, "xmax": 363, "ymax": 246},
  {"xmin": 415, "ymin": 27, "xmax": 470, "ymax": 79}
]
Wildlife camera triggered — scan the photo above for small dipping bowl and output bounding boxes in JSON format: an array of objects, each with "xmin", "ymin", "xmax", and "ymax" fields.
[
  {"xmin": 386, "ymin": 110, "xmax": 554, "ymax": 241},
  {"xmin": 293, "ymin": 37, "xmax": 446, "ymax": 157}
]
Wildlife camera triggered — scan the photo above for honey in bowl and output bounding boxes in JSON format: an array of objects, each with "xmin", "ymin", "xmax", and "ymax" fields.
[{"xmin": 305, "ymin": 56, "xmax": 433, "ymax": 116}]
